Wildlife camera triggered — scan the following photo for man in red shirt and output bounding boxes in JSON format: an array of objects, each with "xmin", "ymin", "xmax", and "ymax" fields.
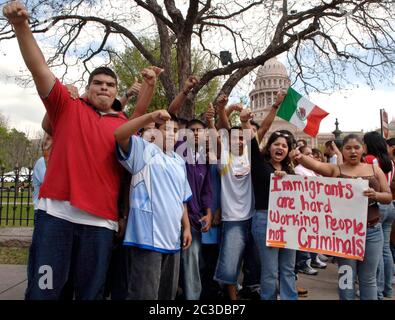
[{"xmin": 3, "ymin": 1, "xmax": 157, "ymax": 299}]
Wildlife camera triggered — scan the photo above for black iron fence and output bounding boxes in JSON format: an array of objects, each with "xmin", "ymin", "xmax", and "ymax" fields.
[{"xmin": 0, "ymin": 167, "xmax": 34, "ymax": 227}]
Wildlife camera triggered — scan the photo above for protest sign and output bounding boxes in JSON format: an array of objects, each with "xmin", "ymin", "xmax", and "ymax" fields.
[{"xmin": 266, "ymin": 174, "xmax": 369, "ymax": 261}]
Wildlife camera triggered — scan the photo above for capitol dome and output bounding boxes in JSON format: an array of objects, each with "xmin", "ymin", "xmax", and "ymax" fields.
[{"xmin": 257, "ymin": 57, "xmax": 289, "ymax": 78}]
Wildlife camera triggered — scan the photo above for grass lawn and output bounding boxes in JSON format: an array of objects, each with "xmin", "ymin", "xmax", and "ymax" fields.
[
  {"xmin": 0, "ymin": 204, "xmax": 34, "ymax": 227},
  {"xmin": 0, "ymin": 246, "xmax": 29, "ymax": 265}
]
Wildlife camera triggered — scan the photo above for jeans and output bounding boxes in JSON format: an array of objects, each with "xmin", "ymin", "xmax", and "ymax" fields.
[
  {"xmin": 181, "ymin": 227, "xmax": 203, "ymax": 300},
  {"xmin": 214, "ymin": 219, "xmax": 252, "ymax": 285},
  {"xmin": 296, "ymin": 251, "xmax": 311, "ymax": 269},
  {"xmin": 127, "ymin": 246, "xmax": 180, "ymax": 300},
  {"xmin": 104, "ymin": 241, "xmax": 132, "ymax": 300},
  {"xmin": 252, "ymin": 211, "xmax": 297, "ymax": 300},
  {"xmin": 26, "ymin": 210, "xmax": 114, "ymax": 300},
  {"xmin": 377, "ymin": 203, "xmax": 395, "ymax": 298},
  {"xmin": 200, "ymin": 243, "xmax": 222, "ymax": 300},
  {"xmin": 337, "ymin": 223, "xmax": 383, "ymax": 300},
  {"xmin": 242, "ymin": 231, "xmax": 261, "ymax": 290}
]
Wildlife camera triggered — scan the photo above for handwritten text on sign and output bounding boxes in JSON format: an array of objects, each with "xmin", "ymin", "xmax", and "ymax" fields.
[{"xmin": 266, "ymin": 174, "xmax": 368, "ymax": 261}]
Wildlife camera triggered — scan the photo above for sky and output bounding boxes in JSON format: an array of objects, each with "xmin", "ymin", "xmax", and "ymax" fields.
[{"xmin": 0, "ymin": 3, "xmax": 394, "ymax": 139}]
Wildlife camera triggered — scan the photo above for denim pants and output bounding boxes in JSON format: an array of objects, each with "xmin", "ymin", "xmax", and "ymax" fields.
[
  {"xmin": 377, "ymin": 203, "xmax": 395, "ymax": 298},
  {"xmin": 26, "ymin": 210, "xmax": 114, "ymax": 300},
  {"xmin": 252, "ymin": 211, "xmax": 297, "ymax": 300},
  {"xmin": 214, "ymin": 219, "xmax": 253, "ymax": 285},
  {"xmin": 337, "ymin": 223, "xmax": 383, "ymax": 300},
  {"xmin": 181, "ymin": 227, "xmax": 203, "ymax": 300},
  {"xmin": 242, "ymin": 230, "xmax": 261, "ymax": 290},
  {"xmin": 128, "ymin": 246, "xmax": 180, "ymax": 300}
]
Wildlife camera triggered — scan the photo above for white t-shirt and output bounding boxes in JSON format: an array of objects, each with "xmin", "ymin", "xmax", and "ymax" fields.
[
  {"xmin": 294, "ymin": 164, "xmax": 320, "ymax": 177},
  {"xmin": 329, "ymin": 154, "xmax": 338, "ymax": 164},
  {"xmin": 38, "ymin": 198, "xmax": 118, "ymax": 231},
  {"xmin": 218, "ymin": 138, "xmax": 253, "ymax": 221}
]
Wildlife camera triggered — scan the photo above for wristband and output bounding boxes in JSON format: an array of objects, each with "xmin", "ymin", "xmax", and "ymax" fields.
[
  {"xmin": 182, "ymin": 89, "xmax": 190, "ymax": 96},
  {"xmin": 272, "ymin": 104, "xmax": 279, "ymax": 110},
  {"xmin": 124, "ymin": 91, "xmax": 130, "ymax": 99}
]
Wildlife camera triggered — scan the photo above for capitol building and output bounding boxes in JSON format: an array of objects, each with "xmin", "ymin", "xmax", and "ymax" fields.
[{"xmin": 249, "ymin": 57, "xmax": 334, "ymax": 147}]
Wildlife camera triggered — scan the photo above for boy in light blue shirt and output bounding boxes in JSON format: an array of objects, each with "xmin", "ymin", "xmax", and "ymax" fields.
[{"xmin": 115, "ymin": 109, "xmax": 192, "ymax": 300}]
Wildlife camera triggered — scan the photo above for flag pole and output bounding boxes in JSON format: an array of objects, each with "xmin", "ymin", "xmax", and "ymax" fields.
[{"xmin": 380, "ymin": 109, "xmax": 383, "ymax": 137}]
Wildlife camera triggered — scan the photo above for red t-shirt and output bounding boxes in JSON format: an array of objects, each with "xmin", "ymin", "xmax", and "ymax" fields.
[{"xmin": 38, "ymin": 79, "xmax": 128, "ymax": 221}]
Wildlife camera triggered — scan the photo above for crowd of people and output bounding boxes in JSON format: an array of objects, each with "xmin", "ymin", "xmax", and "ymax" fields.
[{"xmin": 4, "ymin": 0, "xmax": 395, "ymax": 301}]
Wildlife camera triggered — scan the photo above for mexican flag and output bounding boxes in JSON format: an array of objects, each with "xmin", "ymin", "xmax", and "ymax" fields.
[{"xmin": 277, "ymin": 87, "xmax": 329, "ymax": 137}]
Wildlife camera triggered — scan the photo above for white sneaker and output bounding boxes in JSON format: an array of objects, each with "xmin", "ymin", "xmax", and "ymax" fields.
[
  {"xmin": 318, "ymin": 254, "xmax": 329, "ymax": 262},
  {"xmin": 311, "ymin": 256, "xmax": 327, "ymax": 269}
]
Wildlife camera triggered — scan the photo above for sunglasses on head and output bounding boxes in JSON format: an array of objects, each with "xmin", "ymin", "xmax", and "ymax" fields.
[{"xmin": 273, "ymin": 131, "xmax": 290, "ymax": 138}]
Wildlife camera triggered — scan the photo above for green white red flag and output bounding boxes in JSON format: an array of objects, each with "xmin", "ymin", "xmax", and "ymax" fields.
[{"xmin": 277, "ymin": 87, "xmax": 329, "ymax": 137}]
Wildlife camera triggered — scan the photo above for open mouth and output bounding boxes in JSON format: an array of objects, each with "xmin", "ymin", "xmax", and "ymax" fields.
[{"xmin": 274, "ymin": 150, "xmax": 284, "ymax": 157}]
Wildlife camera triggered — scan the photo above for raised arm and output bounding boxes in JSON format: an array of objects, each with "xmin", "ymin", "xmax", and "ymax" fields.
[
  {"xmin": 239, "ymin": 108, "xmax": 255, "ymax": 141},
  {"xmin": 225, "ymin": 103, "xmax": 243, "ymax": 118},
  {"xmin": 114, "ymin": 109, "xmax": 171, "ymax": 153},
  {"xmin": 290, "ymin": 148, "xmax": 338, "ymax": 177},
  {"xmin": 129, "ymin": 67, "xmax": 163, "ymax": 120},
  {"xmin": 257, "ymin": 90, "xmax": 286, "ymax": 142},
  {"xmin": 215, "ymin": 93, "xmax": 231, "ymax": 130},
  {"xmin": 168, "ymin": 76, "xmax": 199, "ymax": 116},
  {"xmin": 118, "ymin": 77, "xmax": 142, "ymax": 109},
  {"xmin": 205, "ymin": 103, "xmax": 221, "ymax": 160},
  {"xmin": 3, "ymin": 1, "xmax": 55, "ymax": 97}
]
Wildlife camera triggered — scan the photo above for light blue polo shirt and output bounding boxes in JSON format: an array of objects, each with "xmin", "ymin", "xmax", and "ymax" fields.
[
  {"xmin": 117, "ymin": 136, "xmax": 192, "ymax": 253},
  {"xmin": 32, "ymin": 156, "xmax": 46, "ymax": 210}
]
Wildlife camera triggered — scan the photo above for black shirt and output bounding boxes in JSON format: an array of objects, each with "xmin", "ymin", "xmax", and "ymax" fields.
[{"xmin": 250, "ymin": 137, "xmax": 287, "ymax": 210}]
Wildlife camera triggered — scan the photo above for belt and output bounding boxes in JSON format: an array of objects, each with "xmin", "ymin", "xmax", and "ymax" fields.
[{"xmin": 367, "ymin": 217, "xmax": 380, "ymax": 228}]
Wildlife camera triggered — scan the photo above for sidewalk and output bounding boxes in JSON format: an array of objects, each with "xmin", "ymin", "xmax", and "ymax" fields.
[
  {"xmin": 0, "ymin": 260, "xmax": 394, "ymax": 300},
  {"xmin": 0, "ymin": 264, "xmax": 27, "ymax": 300}
]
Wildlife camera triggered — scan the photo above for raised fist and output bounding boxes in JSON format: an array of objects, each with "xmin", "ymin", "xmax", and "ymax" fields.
[
  {"xmin": 205, "ymin": 103, "xmax": 215, "ymax": 122},
  {"xmin": 183, "ymin": 76, "xmax": 199, "ymax": 92},
  {"xmin": 151, "ymin": 109, "xmax": 171, "ymax": 124},
  {"xmin": 239, "ymin": 108, "xmax": 253, "ymax": 123},
  {"xmin": 3, "ymin": 1, "xmax": 29, "ymax": 26},
  {"xmin": 215, "ymin": 93, "xmax": 228, "ymax": 109}
]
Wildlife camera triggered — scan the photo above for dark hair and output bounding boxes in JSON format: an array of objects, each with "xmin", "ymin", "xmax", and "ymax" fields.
[
  {"xmin": 299, "ymin": 145, "xmax": 312, "ymax": 155},
  {"xmin": 363, "ymin": 131, "xmax": 392, "ymax": 174},
  {"xmin": 177, "ymin": 117, "xmax": 189, "ymax": 126},
  {"xmin": 154, "ymin": 113, "xmax": 179, "ymax": 129},
  {"xmin": 187, "ymin": 119, "xmax": 207, "ymax": 129},
  {"xmin": 112, "ymin": 98, "xmax": 122, "ymax": 112},
  {"xmin": 262, "ymin": 130, "xmax": 295, "ymax": 173},
  {"xmin": 387, "ymin": 138, "xmax": 395, "ymax": 147},
  {"xmin": 88, "ymin": 67, "xmax": 118, "ymax": 86},
  {"xmin": 325, "ymin": 139, "xmax": 342, "ymax": 149},
  {"xmin": 342, "ymin": 134, "xmax": 362, "ymax": 146},
  {"xmin": 297, "ymin": 139, "xmax": 308, "ymax": 147},
  {"xmin": 312, "ymin": 148, "xmax": 324, "ymax": 161},
  {"xmin": 250, "ymin": 120, "xmax": 260, "ymax": 130}
]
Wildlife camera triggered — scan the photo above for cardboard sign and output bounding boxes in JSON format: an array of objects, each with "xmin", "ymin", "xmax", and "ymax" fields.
[{"xmin": 266, "ymin": 174, "xmax": 369, "ymax": 261}]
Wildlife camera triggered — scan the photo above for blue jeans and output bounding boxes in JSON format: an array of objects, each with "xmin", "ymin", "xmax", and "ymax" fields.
[
  {"xmin": 214, "ymin": 219, "xmax": 252, "ymax": 285},
  {"xmin": 377, "ymin": 203, "xmax": 395, "ymax": 298},
  {"xmin": 337, "ymin": 223, "xmax": 383, "ymax": 300},
  {"xmin": 181, "ymin": 227, "xmax": 203, "ymax": 300},
  {"xmin": 252, "ymin": 211, "xmax": 297, "ymax": 300},
  {"xmin": 242, "ymin": 230, "xmax": 261, "ymax": 290},
  {"xmin": 26, "ymin": 210, "xmax": 114, "ymax": 300}
]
